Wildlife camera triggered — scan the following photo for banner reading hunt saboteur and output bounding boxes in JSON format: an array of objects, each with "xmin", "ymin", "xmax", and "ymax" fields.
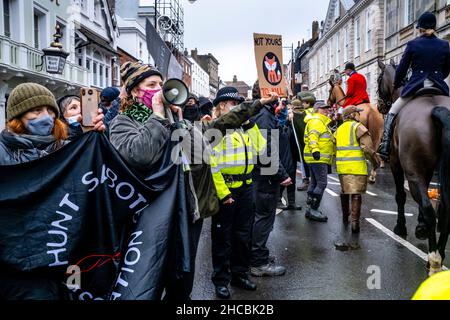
[
  {"xmin": 254, "ymin": 33, "xmax": 286, "ymax": 98},
  {"xmin": 0, "ymin": 132, "xmax": 190, "ymax": 300}
]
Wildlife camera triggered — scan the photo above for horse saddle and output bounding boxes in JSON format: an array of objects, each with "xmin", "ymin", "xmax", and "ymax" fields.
[{"xmin": 414, "ymin": 87, "xmax": 444, "ymax": 98}]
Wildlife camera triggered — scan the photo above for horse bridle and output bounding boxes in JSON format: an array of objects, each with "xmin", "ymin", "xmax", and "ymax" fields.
[{"xmin": 377, "ymin": 68, "xmax": 394, "ymax": 108}]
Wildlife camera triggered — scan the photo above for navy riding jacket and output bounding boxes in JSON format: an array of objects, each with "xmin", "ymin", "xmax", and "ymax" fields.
[{"xmin": 394, "ymin": 34, "xmax": 450, "ymax": 97}]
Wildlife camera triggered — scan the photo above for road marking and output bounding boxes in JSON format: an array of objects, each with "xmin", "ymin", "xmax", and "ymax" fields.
[
  {"xmin": 366, "ymin": 191, "xmax": 378, "ymax": 196},
  {"xmin": 328, "ymin": 176, "xmax": 340, "ymax": 182},
  {"xmin": 325, "ymin": 188, "xmax": 339, "ymax": 197},
  {"xmin": 328, "ymin": 182, "xmax": 341, "ymax": 185},
  {"xmin": 370, "ymin": 209, "xmax": 414, "ymax": 217},
  {"xmin": 366, "ymin": 218, "xmax": 448, "ymax": 270}
]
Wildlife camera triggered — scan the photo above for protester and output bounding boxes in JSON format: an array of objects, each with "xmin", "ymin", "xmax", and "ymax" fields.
[
  {"xmin": 57, "ymin": 95, "xmax": 83, "ymax": 140},
  {"xmin": 250, "ymin": 84, "xmax": 291, "ymax": 277},
  {"xmin": 183, "ymin": 93, "xmax": 202, "ymax": 123},
  {"xmin": 276, "ymin": 99, "xmax": 301, "ymax": 211},
  {"xmin": 303, "ymin": 101, "xmax": 334, "ymax": 222},
  {"xmin": 334, "ymin": 106, "xmax": 380, "ymax": 233},
  {"xmin": 99, "ymin": 86, "xmax": 121, "ymax": 126},
  {"xmin": 0, "ymin": 82, "xmax": 105, "ymax": 299},
  {"xmin": 199, "ymin": 96, "xmax": 213, "ymax": 118},
  {"xmin": 293, "ymin": 91, "xmax": 317, "ymax": 191},
  {"xmin": 209, "ymin": 86, "xmax": 267, "ymax": 299},
  {"xmin": 110, "ymin": 61, "xmax": 277, "ymax": 300}
]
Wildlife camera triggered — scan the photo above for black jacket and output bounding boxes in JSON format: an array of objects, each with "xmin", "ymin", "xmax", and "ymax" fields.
[
  {"xmin": 251, "ymin": 105, "xmax": 289, "ymax": 182},
  {"xmin": 395, "ymin": 34, "xmax": 450, "ymax": 97}
]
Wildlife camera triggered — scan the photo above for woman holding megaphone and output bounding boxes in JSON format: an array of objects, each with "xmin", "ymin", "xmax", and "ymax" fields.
[{"xmin": 109, "ymin": 61, "xmax": 279, "ymax": 300}]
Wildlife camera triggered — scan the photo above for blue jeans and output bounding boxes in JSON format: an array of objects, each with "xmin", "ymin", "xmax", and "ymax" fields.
[{"xmin": 307, "ymin": 163, "xmax": 328, "ymax": 197}]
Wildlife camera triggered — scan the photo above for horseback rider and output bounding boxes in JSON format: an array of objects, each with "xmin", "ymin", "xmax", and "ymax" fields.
[
  {"xmin": 343, "ymin": 62, "xmax": 371, "ymax": 108},
  {"xmin": 377, "ymin": 11, "xmax": 450, "ymax": 160}
]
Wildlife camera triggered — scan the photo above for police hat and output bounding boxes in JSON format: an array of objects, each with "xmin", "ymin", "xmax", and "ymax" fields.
[{"xmin": 417, "ymin": 12, "xmax": 437, "ymax": 30}]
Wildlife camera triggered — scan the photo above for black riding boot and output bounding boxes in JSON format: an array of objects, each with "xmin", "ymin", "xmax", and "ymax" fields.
[{"xmin": 377, "ymin": 113, "xmax": 396, "ymax": 161}]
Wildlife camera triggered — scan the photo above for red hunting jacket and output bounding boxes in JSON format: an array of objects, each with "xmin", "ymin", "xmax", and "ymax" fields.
[{"xmin": 343, "ymin": 72, "xmax": 370, "ymax": 107}]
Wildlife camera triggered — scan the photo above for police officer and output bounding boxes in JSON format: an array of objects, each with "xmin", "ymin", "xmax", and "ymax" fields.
[
  {"xmin": 210, "ymin": 87, "xmax": 272, "ymax": 300},
  {"xmin": 304, "ymin": 101, "xmax": 334, "ymax": 222},
  {"xmin": 378, "ymin": 11, "xmax": 450, "ymax": 160},
  {"xmin": 334, "ymin": 106, "xmax": 380, "ymax": 233}
]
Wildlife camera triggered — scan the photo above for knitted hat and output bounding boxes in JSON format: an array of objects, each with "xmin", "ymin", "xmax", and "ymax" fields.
[
  {"xmin": 213, "ymin": 87, "xmax": 245, "ymax": 106},
  {"xmin": 7, "ymin": 83, "xmax": 59, "ymax": 121},
  {"xmin": 417, "ymin": 12, "xmax": 437, "ymax": 30},
  {"xmin": 120, "ymin": 61, "xmax": 164, "ymax": 94},
  {"xmin": 101, "ymin": 87, "xmax": 120, "ymax": 102}
]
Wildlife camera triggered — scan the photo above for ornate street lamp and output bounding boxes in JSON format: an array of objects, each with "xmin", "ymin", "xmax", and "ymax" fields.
[{"xmin": 38, "ymin": 25, "xmax": 69, "ymax": 75}]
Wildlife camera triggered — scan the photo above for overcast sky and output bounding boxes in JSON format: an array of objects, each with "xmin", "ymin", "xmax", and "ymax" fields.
[{"xmin": 143, "ymin": 0, "xmax": 330, "ymax": 85}]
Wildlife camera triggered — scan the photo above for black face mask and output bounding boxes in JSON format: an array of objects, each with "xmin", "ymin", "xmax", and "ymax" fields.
[{"xmin": 183, "ymin": 104, "xmax": 201, "ymax": 122}]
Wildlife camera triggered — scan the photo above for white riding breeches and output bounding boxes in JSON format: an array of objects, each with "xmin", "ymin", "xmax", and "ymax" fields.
[{"xmin": 389, "ymin": 79, "xmax": 435, "ymax": 115}]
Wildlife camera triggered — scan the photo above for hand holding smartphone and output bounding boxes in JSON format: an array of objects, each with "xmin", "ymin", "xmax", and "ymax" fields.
[{"xmin": 80, "ymin": 87, "xmax": 100, "ymax": 128}]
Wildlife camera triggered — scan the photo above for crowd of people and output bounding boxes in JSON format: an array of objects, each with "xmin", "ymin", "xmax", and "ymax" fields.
[{"xmin": 1, "ymin": 11, "xmax": 450, "ymax": 300}]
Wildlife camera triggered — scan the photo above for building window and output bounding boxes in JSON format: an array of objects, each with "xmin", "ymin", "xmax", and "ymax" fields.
[
  {"xmin": 106, "ymin": 67, "xmax": 110, "ymax": 87},
  {"xmin": 33, "ymin": 8, "xmax": 47, "ymax": 50},
  {"xmin": 80, "ymin": 0, "xmax": 87, "ymax": 11},
  {"xmin": 93, "ymin": 62, "xmax": 98, "ymax": 86},
  {"xmin": 86, "ymin": 58, "xmax": 91, "ymax": 70},
  {"xmin": 344, "ymin": 28, "xmax": 349, "ymax": 62},
  {"xmin": 94, "ymin": 0, "xmax": 101, "ymax": 19},
  {"xmin": 365, "ymin": 10, "xmax": 372, "ymax": 51},
  {"xmin": 3, "ymin": 0, "xmax": 11, "ymax": 38},
  {"xmin": 99, "ymin": 65, "xmax": 104, "ymax": 88},
  {"xmin": 354, "ymin": 18, "xmax": 361, "ymax": 58},
  {"xmin": 386, "ymin": 0, "xmax": 399, "ymax": 37},
  {"xmin": 404, "ymin": 0, "xmax": 414, "ymax": 27},
  {"xmin": 335, "ymin": 32, "xmax": 340, "ymax": 67}
]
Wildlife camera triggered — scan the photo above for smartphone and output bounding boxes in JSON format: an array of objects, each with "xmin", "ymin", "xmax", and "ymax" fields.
[{"xmin": 80, "ymin": 87, "xmax": 100, "ymax": 127}]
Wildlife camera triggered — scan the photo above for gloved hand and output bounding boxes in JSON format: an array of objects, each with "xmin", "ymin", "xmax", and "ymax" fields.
[{"xmin": 313, "ymin": 152, "xmax": 321, "ymax": 161}]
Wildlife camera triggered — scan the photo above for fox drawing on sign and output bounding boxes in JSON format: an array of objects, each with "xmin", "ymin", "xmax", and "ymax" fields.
[{"xmin": 263, "ymin": 53, "xmax": 282, "ymax": 85}]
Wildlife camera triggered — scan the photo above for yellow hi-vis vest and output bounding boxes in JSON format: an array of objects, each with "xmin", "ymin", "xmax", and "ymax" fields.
[
  {"xmin": 304, "ymin": 113, "xmax": 334, "ymax": 165},
  {"xmin": 210, "ymin": 123, "xmax": 266, "ymax": 200},
  {"xmin": 334, "ymin": 120, "xmax": 368, "ymax": 175}
]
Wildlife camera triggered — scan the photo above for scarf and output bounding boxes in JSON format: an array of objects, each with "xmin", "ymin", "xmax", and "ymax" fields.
[{"xmin": 122, "ymin": 102, "xmax": 153, "ymax": 124}]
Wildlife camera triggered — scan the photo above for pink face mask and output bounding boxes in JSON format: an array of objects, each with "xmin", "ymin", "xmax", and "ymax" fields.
[{"xmin": 139, "ymin": 88, "xmax": 161, "ymax": 109}]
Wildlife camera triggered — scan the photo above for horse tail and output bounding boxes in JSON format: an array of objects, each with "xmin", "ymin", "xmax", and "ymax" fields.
[{"xmin": 431, "ymin": 106, "xmax": 450, "ymax": 232}]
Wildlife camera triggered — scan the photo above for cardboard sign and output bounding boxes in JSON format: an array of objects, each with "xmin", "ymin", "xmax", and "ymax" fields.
[{"xmin": 254, "ymin": 33, "xmax": 286, "ymax": 98}]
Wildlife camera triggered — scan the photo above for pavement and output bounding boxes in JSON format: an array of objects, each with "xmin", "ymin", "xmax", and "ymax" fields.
[{"xmin": 191, "ymin": 166, "xmax": 449, "ymax": 300}]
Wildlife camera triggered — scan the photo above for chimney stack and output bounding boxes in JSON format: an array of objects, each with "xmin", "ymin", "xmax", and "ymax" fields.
[
  {"xmin": 233, "ymin": 75, "xmax": 237, "ymax": 83},
  {"xmin": 312, "ymin": 21, "xmax": 319, "ymax": 40}
]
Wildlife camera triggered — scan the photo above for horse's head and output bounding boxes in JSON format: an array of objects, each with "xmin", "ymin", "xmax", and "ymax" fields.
[{"xmin": 377, "ymin": 59, "xmax": 397, "ymax": 114}]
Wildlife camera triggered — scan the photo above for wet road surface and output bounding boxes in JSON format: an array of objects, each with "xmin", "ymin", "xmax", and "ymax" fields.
[{"xmin": 191, "ymin": 167, "xmax": 449, "ymax": 300}]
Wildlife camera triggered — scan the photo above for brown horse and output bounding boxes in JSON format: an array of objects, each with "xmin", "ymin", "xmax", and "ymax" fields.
[
  {"xmin": 328, "ymin": 79, "xmax": 385, "ymax": 182},
  {"xmin": 378, "ymin": 59, "xmax": 450, "ymax": 276}
]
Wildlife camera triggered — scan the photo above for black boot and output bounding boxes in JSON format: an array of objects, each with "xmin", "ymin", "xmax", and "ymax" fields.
[
  {"xmin": 305, "ymin": 193, "xmax": 313, "ymax": 219},
  {"xmin": 309, "ymin": 194, "xmax": 328, "ymax": 222},
  {"xmin": 377, "ymin": 113, "xmax": 396, "ymax": 161}
]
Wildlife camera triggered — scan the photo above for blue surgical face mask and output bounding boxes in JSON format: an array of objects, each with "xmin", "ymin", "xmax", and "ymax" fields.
[{"xmin": 26, "ymin": 114, "xmax": 55, "ymax": 136}]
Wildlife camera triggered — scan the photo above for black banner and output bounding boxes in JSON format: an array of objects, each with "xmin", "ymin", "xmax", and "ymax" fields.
[
  {"xmin": 145, "ymin": 18, "xmax": 183, "ymax": 79},
  {"xmin": 0, "ymin": 132, "xmax": 189, "ymax": 300}
]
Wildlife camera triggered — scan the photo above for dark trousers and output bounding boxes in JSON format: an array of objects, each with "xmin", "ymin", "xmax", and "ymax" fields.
[
  {"xmin": 164, "ymin": 218, "xmax": 204, "ymax": 300},
  {"xmin": 251, "ymin": 179, "xmax": 280, "ymax": 268},
  {"xmin": 280, "ymin": 170, "xmax": 297, "ymax": 205},
  {"xmin": 307, "ymin": 163, "xmax": 328, "ymax": 197},
  {"xmin": 211, "ymin": 184, "xmax": 254, "ymax": 286}
]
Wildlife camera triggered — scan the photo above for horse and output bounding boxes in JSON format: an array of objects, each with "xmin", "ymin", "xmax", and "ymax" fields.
[
  {"xmin": 328, "ymin": 78, "xmax": 385, "ymax": 183},
  {"xmin": 377, "ymin": 58, "xmax": 450, "ymax": 276}
]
